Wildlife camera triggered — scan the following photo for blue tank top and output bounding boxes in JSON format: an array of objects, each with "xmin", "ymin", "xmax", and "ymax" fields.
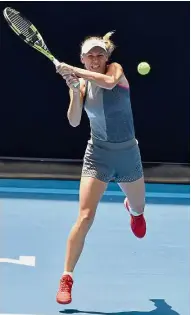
[{"xmin": 84, "ymin": 81, "xmax": 135, "ymax": 143}]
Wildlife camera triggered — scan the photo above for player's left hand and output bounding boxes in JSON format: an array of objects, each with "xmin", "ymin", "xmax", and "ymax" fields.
[{"xmin": 56, "ymin": 63, "xmax": 74, "ymax": 76}]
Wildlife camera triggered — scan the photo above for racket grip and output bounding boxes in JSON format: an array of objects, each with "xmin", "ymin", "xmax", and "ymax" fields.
[
  {"xmin": 53, "ymin": 58, "xmax": 80, "ymax": 88},
  {"xmin": 53, "ymin": 58, "xmax": 60, "ymax": 67}
]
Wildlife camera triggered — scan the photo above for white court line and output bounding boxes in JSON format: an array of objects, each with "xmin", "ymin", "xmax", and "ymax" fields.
[{"xmin": 0, "ymin": 256, "xmax": 35, "ymax": 267}]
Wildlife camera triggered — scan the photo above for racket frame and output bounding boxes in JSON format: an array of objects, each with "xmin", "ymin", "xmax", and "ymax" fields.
[{"xmin": 3, "ymin": 7, "xmax": 79, "ymax": 86}]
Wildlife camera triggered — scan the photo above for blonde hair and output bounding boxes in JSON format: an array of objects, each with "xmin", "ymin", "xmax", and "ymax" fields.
[
  {"xmin": 102, "ymin": 31, "xmax": 115, "ymax": 56},
  {"xmin": 81, "ymin": 30, "xmax": 116, "ymax": 56}
]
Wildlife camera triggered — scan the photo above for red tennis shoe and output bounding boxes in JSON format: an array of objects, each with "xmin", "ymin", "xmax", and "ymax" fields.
[
  {"xmin": 124, "ymin": 198, "xmax": 146, "ymax": 238},
  {"xmin": 56, "ymin": 274, "xmax": 73, "ymax": 304}
]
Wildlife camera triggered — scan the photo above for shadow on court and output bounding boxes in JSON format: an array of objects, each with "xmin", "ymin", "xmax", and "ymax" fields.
[{"xmin": 60, "ymin": 299, "xmax": 180, "ymax": 315}]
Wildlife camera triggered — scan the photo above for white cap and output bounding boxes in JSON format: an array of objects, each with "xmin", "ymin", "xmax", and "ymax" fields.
[{"xmin": 81, "ymin": 39, "xmax": 107, "ymax": 54}]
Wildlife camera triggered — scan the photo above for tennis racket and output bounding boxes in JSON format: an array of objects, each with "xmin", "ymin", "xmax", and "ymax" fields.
[{"xmin": 3, "ymin": 7, "xmax": 79, "ymax": 88}]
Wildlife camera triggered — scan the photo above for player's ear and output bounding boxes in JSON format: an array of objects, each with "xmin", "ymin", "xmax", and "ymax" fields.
[{"xmin": 80, "ymin": 54, "xmax": 85, "ymax": 64}]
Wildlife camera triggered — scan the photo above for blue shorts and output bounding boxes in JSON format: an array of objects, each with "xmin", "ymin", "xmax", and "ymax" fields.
[{"xmin": 82, "ymin": 137, "xmax": 144, "ymax": 183}]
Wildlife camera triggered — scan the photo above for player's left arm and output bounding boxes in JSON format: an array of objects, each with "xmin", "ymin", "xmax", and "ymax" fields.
[{"xmin": 57, "ymin": 62, "xmax": 124, "ymax": 90}]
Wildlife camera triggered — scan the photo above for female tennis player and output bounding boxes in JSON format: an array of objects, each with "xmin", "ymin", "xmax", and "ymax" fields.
[{"xmin": 56, "ymin": 31, "xmax": 146, "ymax": 305}]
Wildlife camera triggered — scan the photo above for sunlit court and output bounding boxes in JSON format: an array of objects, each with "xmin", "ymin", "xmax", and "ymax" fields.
[
  {"xmin": 0, "ymin": 1, "xmax": 189, "ymax": 315},
  {"xmin": 0, "ymin": 180, "xmax": 190, "ymax": 314}
]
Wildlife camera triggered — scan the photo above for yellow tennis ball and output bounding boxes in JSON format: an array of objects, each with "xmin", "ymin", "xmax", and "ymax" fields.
[{"xmin": 137, "ymin": 62, "xmax": 151, "ymax": 75}]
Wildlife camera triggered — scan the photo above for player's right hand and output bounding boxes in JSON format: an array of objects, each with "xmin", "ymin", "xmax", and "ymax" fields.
[{"xmin": 63, "ymin": 73, "xmax": 80, "ymax": 92}]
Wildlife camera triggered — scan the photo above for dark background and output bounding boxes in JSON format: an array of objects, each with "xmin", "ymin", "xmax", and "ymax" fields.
[{"xmin": 0, "ymin": 1, "xmax": 190, "ymax": 163}]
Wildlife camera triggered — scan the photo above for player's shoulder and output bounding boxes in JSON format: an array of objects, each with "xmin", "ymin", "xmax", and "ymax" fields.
[
  {"xmin": 107, "ymin": 62, "xmax": 124, "ymax": 76},
  {"xmin": 108, "ymin": 62, "xmax": 123, "ymax": 69},
  {"xmin": 108, "ymin": 63, "xmax": 129, "ymax": 87}
]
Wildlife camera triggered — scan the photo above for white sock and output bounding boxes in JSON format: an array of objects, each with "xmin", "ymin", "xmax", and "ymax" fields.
[
  {"xmin": 63, "ymin": 271, "xmax": 73, "ymax": 278},
  {"xmin": 125, "ymin": 198, "xmax": 144, "ymax": 216},
  {"xmin": 129, "ymin": 208, "xmax": 143, "ymax": 216}
]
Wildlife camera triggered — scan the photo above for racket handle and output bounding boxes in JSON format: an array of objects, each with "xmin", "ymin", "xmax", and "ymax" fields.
[
  {"xmin": 53, "ymin": 58, "xmax": 80, "ymax": 88},
  {"xmin": 53, "ymin": 58, "xmax": 60, "ymax": 67}
]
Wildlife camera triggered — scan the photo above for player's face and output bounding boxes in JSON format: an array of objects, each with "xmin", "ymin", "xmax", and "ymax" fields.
[{"xmin": 81, "ymin": 47, "xmax": 108, "ymax": 73}]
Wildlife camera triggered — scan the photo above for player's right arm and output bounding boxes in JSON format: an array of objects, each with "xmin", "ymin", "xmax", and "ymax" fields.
[{"xmin": 66, "ymin": 76, "xmax": 85, "ymax": 127}]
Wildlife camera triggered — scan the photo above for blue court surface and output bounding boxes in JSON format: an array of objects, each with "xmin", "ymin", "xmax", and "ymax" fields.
[{"xmin": 0, "ymin": 179, "xmax": 190, "ymax": 315}]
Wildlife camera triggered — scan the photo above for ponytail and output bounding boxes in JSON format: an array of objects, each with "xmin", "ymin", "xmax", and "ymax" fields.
[{"xmin": 103, "ymin": 30, "xmax": 116, "ymax": 56}]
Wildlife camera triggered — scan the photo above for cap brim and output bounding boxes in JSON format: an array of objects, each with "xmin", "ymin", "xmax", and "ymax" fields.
[{"xmin": 81, "ymin": 39, "xmax": 107, "ymax": 54}]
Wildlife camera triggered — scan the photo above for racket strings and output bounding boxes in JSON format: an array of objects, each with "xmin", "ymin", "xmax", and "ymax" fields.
[
  {"xmin": 4, "ymin": 7, "xmax": 52, "ymax": 58},
  {"xmin": 8, "ymin": 12, "xmax": 34, "ymax": 40}
]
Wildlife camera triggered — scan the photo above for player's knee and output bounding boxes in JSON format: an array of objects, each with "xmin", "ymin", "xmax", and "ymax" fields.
[{"xmin": 78, "ymin": 209, "xmax": 95, "ymax": 228}]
